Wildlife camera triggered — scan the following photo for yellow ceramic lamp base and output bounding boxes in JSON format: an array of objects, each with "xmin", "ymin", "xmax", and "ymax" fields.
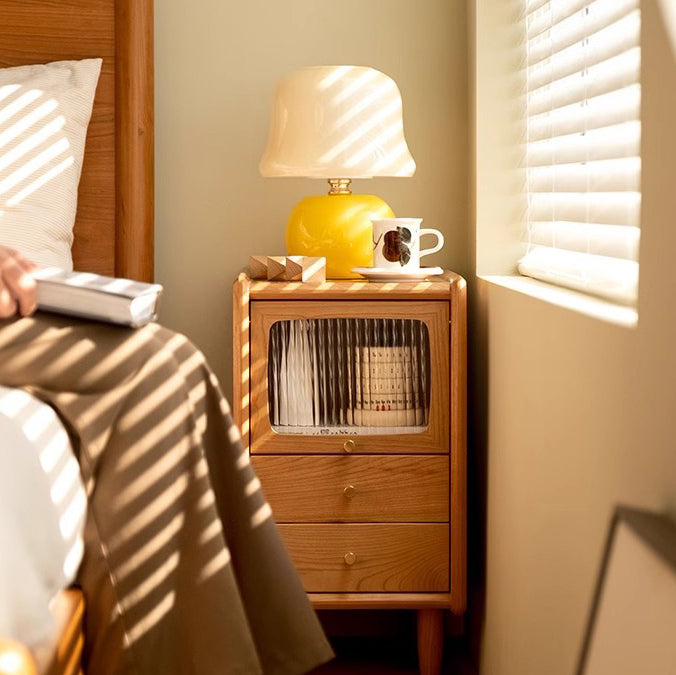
[{"xmin": 286, "ymin": 194, "xmax": 394, "ymax": 279}]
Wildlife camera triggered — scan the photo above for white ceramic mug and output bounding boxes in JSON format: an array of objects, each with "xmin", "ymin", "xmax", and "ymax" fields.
[{"xmin": 371, "ymin": 218, "xmax": 444, "ymax": 270}]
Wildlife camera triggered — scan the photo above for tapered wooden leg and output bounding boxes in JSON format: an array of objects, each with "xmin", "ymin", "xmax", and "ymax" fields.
[{"xmin": 417, "ymin": 609, "xmax": 443, "ymax": 675}]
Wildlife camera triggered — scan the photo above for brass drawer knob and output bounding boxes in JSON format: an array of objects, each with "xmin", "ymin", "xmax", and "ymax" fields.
[
  {"xmin": 343, "ymin": 439, "xmax": 356, "ymax": 453},
  {"xmin": 343, "ymin": 485, "xmax": 356, "ymax": 498},
  {"xmin": 343, "ymin": 551, "xmax": 357, "ymax": 566}
]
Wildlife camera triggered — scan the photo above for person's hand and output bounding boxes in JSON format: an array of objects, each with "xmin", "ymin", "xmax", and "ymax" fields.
[{"xmin": 0, "ymin": 246, "xmax": 36, "ymax": 318}]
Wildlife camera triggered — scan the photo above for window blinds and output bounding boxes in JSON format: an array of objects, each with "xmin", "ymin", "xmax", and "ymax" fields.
[{"xmin": 519, "ymin": 0, "xmax": 641, "ymax": 305}]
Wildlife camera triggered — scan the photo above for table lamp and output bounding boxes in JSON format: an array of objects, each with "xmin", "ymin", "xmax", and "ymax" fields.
[{"xmin": 259, "ymin": 65, "xmax": 416, "ymax": 279}]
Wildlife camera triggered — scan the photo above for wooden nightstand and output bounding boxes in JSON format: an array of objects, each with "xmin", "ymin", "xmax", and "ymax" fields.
[{"xmin": 232, "ymin": 271, "xmax": 466, "ymax": 675}]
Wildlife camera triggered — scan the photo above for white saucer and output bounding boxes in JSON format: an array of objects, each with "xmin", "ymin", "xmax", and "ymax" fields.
[{"xmin": 352, "ymin": 266, "xmax": 444, "ymax": 282}]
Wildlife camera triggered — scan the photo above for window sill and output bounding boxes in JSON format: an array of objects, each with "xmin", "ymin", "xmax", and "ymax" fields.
[{"xmin": 478, "ymin": 275, "xmax": 638, "ymax": 328}]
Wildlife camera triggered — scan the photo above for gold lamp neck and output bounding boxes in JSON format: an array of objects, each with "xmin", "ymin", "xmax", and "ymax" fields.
[{"xmin": 327, "ymin": 178, "xmax": 352, "ymax": 195}]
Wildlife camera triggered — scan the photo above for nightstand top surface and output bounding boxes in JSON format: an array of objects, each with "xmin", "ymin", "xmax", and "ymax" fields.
[{"xmin": 237, "ymin": 270, "xmax": 464, "ymax": 301}]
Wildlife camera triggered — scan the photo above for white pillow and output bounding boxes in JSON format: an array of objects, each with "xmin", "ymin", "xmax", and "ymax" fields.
[{"xmin": 0, "ymin": 58, "xmax": 102, "ymax": 270}]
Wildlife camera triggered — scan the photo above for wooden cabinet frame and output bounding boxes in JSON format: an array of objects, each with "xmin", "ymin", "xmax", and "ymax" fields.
[
  {"xmin": 232, "ymin": 272, "xmax": 467, "ymax": 675},
  {"xmin": 250, "ymin": 300, "xmax": 449, "ymax": 455}
]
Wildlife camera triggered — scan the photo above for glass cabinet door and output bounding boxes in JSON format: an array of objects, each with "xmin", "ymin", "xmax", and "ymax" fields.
[{"xmin": 250, "ymin": 300, "xmax": 449, "ymax": 454}]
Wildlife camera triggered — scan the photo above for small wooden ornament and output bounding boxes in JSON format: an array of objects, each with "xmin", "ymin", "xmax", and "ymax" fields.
[
  {"xmin": 266, "ymin": 256, "xmax": 287, "ymax": 280},
  {"xmin": 248, "ymin": 255, "xmax": 268, "ymax": 280},
  {"xmin": 284, "ymin": 256, "xmax": 326, "ymax": 283}
]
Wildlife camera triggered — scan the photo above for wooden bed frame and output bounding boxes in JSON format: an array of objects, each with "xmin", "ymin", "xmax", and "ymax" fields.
[
  {"xmin": 1, "ymin": 0, "xmax": 154, "ymax": 282},
  {"xmin": 0, "ymin": 1, "xmax": 154, "ymax": 672}
]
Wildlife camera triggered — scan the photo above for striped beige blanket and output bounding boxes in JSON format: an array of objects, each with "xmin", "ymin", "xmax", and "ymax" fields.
[{"xmin": 0, "ymin": 313, "xmax": 332, "ymax": 674}]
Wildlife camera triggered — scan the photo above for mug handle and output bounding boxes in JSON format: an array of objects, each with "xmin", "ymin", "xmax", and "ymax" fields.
[{"xmin": 419, "ymin": 228, "xmax": 444, "ymax": 261}]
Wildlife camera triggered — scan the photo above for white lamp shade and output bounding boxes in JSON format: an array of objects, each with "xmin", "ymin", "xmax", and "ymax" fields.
[{"xmin": 259, "ymin": 66, "xmax": 416, "ymax": 179}]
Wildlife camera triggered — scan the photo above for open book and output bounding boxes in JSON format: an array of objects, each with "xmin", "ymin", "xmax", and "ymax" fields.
[{"xmin": 33, "ymin": 268, "xmax": 163, "ymax": 327}]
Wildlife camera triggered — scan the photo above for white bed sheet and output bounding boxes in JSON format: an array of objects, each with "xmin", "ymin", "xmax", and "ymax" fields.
[{"xmin": 0, "ymin": 385, "xmax": 86, "ymax": 646}]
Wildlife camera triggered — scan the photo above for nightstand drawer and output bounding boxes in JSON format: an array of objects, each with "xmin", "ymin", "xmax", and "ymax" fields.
[
  {"xmin": 278, "ymin": 524, "xmax": 449, "ymax": 592},
  {"xmin": 254, "ymin": 455, "xmax": 449, "ymax": 522}
]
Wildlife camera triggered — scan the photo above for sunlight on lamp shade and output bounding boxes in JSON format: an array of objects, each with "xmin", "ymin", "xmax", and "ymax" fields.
[{"xmin": 260, "ymin": 66, "xmax": 416, "ymax": 179}]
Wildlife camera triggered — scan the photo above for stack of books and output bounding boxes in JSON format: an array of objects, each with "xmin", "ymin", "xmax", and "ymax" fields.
[
  {"xmin": 354, "ymin": 346, "xmax": 423, "ymax": 427},
  {"xmin": 267, "ymin": 318, "xmax": 430, "ymax": 434}
]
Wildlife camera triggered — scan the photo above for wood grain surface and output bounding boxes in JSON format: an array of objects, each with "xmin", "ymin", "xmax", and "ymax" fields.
[
  {"xmin": 448, "ymin": 272, "xmax": 467, "ymax": 614},
  {"xmin": 279, "ymin": 523, "xmax": 449, "ymax": 593},
  {"xmin": 0, "ymin": 0, "xmax": 154, "ymax": 281},
  {"xmin": 253, "ymin": 455, "xmax": 449, "ymax": 522},
  {"xmin": 417, "ymin": 609, "xmax": 444, "ymax": 675},
  {"xmin": 114, "ymin": 0, "xmax": 154, "ymax": 281},
  {"xmin": 233, "ymin": 274, "xmax": 251, "ymax": 452},
  {"xmin": 31, "ymin": 589, "xmax": 84, "ymax": 675},
  {"xmin": 308, "ymin": 592, "xmax": 453, "ymax": 609},
  {"xmin": 248, "ymin": 278, "xmax": 454, "ymax": 300}
]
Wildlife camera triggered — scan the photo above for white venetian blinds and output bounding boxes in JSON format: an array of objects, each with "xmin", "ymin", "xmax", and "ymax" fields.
[{"xmin": 518, "ymin": 0, "xmax": 641, "ymax": 305}]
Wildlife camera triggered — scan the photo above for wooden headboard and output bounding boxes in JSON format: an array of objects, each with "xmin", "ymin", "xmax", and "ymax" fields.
[{"xmin": 0, "ymin": 0, "xmax": 154, "ymax": 282}]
